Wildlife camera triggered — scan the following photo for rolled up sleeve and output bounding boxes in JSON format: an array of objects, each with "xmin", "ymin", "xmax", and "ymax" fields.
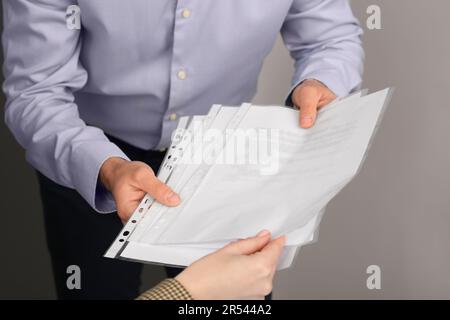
[
  {"xmin": 281, "ymin": 0, "xmax": 364, "ymax": 101},
  {"xmin": 2, "ymin": 0, "xmax": 127, "ymax": 213}
]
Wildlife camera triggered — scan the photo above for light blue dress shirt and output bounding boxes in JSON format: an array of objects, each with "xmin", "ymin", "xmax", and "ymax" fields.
[{"xmin": 2, "ymin": 0, "xmax": 363, "ymax": 213}]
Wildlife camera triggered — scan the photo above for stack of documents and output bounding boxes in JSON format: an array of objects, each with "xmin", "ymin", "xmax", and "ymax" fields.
[{"xmin": 105, "ymin": 88, "xmax": 393, "ymax": 270}]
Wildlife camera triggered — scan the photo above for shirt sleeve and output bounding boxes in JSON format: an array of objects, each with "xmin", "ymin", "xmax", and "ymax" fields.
[
  {"xmin": 2, "ymin": 0, "xmax": 128, "ymax": 213},
  {"xmin": 136, "ymin": 278, "xmax": 193, "ymax": 300},
  {"xmin": 281, "ymin": 0, "xmax": 364, "ymax": 102}
]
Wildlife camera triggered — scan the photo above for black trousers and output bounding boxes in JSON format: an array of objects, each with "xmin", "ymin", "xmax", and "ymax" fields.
[{"xmin": 37, "ymin": 134, "xmax": 182, "ymax": 300}]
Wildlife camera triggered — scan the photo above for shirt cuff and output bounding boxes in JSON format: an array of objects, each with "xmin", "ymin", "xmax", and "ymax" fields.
[
  {"xmin": 136, "ymin": 278, "xmax": 193, "ymax": 300},
  {"xmin": 284, "ymin": 70, "xmax": 351, "ymax": 107},
  {"xmin": 70, "ymin": 139, "xmax": 130, "ymax": 213}
]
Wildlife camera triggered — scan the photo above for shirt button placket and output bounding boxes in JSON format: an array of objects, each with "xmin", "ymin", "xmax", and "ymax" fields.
[{"xmin": 162, "ymin": 3, "xmax": 192, "ymax": 148}]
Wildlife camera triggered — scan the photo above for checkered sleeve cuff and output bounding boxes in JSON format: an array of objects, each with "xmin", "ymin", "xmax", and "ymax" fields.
[{"xmin": 136, "ymin": 278, "xmax": 193, "ymax": 300}]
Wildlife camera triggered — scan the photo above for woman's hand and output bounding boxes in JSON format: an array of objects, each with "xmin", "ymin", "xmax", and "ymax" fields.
[{"xmin": 175, "ymin": 230, "xmax": 285, "ymax": 300}]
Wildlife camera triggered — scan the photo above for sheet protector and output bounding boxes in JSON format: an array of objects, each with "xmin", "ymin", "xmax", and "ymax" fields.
[{"xmin": 105, "ymin": 88, "xmax": 392, "ymax": 270}]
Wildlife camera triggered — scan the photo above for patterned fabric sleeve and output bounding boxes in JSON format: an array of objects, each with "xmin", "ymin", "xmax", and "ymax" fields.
[{"xmin": 136, "ymin": 278, "xmax": 193, "ymax": 300}]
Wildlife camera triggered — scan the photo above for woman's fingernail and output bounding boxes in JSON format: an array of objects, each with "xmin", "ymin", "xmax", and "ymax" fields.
[
  {"xmin": 257, "ymin": 230, "xmax": 270, "ymax": 237},
  {"xmin": 166, "ymin": 192, "xmax": 180, "ymax": 204}
]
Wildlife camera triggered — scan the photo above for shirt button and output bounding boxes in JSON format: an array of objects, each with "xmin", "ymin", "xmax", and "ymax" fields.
[
  {"xmin": 182, "ymin": 8, "xmax": 191, "ymax": 18},
  {"xmin": 169, "ymin": 113, "xmax": 178, "ymax": 121},
  {"xmin": 177, "ymin": 70, "xmax": 187, "ymax": 80}
]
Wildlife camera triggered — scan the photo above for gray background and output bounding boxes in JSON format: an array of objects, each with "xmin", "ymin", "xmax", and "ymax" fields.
[{"xmin": 1, "ymin": 0, "xmax": 449, "ymax": 299}]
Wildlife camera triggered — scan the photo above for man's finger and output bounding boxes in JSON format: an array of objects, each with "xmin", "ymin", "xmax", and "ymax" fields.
[
  {"xmin": 140, "ymin": 175, "xmax": 180, "ymax": 206},
  {"xmin": 293, "ymin": 88, "xmax": 320, "ymax": 128},
  {"xmin": 117, "ymin": 200, "xmax": 139, "ymax": 223},
  {"xmin": 299, "ymin": 97, "xmax": 319, "ymax": 128},
  {"xmin": 223, "ymin": 230, "xmax": 271, "ymax": 255}
]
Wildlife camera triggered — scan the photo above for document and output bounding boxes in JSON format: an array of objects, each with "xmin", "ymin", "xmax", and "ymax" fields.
[{"xmin": 105, "ymin": 88, "xmax": 392, "ymax": 269}]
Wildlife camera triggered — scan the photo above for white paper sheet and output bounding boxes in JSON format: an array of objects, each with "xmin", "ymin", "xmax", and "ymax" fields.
[{"xmin": 106, "ymin": 88, "xmax": 392, "ymax": 270}]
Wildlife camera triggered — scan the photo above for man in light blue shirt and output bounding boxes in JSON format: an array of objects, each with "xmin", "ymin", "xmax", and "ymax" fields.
[{"xmin": 2, "ymin": 0, "xmax": 363, "ymax": 299}]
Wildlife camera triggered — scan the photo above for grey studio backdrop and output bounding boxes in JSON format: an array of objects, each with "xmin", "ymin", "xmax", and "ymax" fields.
[{"xmin": 0, "ymin": 0, "xmax": 449, "ymax": 299}]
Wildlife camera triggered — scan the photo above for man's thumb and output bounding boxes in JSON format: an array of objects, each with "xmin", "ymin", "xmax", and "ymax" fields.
[{"xmin": 140, "ymin": 175, "xmax": 180, "ymax": 206}]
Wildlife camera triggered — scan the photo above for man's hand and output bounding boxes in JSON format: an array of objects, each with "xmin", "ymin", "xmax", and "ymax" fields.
[
  {"xmin": 292, "ymin": 79, "xmax": 337, "ymax": 128},
  {"xmin": 100, "ymin": 157, "xmax": 180, "ymax": 223},
  {"xmin": 175, "ymin": 230, "xmax": 285, "ymax": 299}
]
